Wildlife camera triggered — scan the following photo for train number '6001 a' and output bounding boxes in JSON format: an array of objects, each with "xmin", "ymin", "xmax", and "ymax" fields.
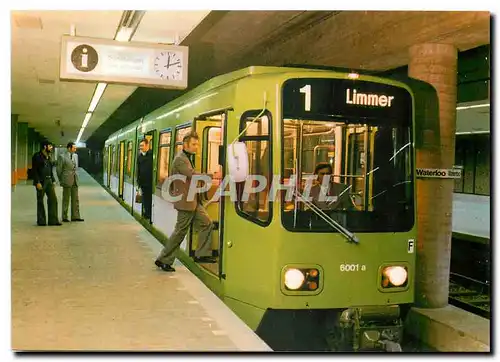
[{"xmin": 340, "ymin": 264, "xmax": 367, "ymax": 272}]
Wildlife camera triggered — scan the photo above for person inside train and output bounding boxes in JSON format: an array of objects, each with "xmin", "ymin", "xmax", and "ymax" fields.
[
  {"xmin": 155, "ymin": 132, "xmax": 216, "ymax": 272},
  {"xmin": 32, "ymin": 140, "xmax": 62, "ymax": 226},
  {"xmin": 309, "ymin": 162, "xmax": 353, "ymax": 211},
  {"xmin": 136, "ymin": 138, "xmax": 153, "ymax": 223}
]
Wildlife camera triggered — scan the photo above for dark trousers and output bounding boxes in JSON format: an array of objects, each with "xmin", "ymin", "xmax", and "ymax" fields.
[
  {"xmin": 36, "ymin": 179, "xmax": 59, "ymax": 225},
  {"xmin": 140, "ymin": 185, "xmax": 152, "ymax": 220}
]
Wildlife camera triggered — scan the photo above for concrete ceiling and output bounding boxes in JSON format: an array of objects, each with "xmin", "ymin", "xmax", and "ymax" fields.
[
  {"xmin": 86, "ymin": 10, "xmax": 490, "ymax": 148},
  {"xmin": 10, "ymin": 10, "xmax": 210, "ymax": 144}
]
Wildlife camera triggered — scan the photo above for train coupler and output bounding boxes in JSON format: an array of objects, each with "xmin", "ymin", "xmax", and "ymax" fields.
[{"xmin": 338, "ymin": 305, "xmax": 403, "ymax": 352}]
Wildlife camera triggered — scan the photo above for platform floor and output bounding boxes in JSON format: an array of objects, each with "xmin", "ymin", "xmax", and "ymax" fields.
[{"xmin": 11, "ymin": 170, "xmax": 270, "ymax": 351}]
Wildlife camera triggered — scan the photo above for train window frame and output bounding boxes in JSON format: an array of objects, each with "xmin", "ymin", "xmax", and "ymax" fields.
[
  {"xmin": 156, "ymin": 128, "xmax": 173, "ymax": 190},
  {"xmin": 174, "ymin": 121, "xmax": 195, "ymax": 166},
  {"xmin": 234, "ymin": 109, "xmax": 273, "ymax": 227},
  {"xmin": 103, "ymin": 147, "xmax": 108, "ymax": 171},
  {"xmin": 125, "ymin": 141, "xmax": 134, "ymax": 177},
  {"xmin": 280, "ymin": 117, "xmax": 415, "ymax": 233},
  {"xmin": 201, "ymin": 126, "xmax": 222, "ymax": 174},
  {"xmin": 112, "ymin": 145, "xmax": 118, "ymax": 176},
  {"xmin": 174, "ymin": 123, "xmax": 193, "ymax": 157}
]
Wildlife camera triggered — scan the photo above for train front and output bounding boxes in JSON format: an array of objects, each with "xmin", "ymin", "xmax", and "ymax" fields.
[{"xmin": 259, "ymin": 74, "xmax": 417, "ymax": 351}]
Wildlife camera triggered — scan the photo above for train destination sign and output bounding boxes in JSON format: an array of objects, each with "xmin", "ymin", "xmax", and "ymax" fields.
[
  {"xmin": 282, "ymin": 78, "xmax": 411, "ymax": 124},
  {"xmin": 415, "ymin": 168, "xmax": 462, "ymax": 179},
  {"xmin": 345, "ymin": 88, "xmax": 395, "ymax": 107},
  {"xmin": 60, "ymin": 35, "xmax": 189, "ymax": 89}
]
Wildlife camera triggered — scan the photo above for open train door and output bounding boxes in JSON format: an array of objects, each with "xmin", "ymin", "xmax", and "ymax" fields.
[{"xmin": 191, "ymin": 111, "xmax": 227, "ymax": 277}]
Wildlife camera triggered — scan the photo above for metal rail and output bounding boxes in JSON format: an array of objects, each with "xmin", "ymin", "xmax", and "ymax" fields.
[{"xmin": 449, "ymin": 272, "xmax": 490, "ymax": 319}]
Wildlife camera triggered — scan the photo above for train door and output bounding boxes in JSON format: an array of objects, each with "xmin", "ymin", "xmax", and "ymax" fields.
[
  {"xmin": 192, "ymin": 112, "xmax": 226, "ymax": 277},
  {"xmin": 118, "ymin": 141, "xmax": 125, "ymax": 199}
]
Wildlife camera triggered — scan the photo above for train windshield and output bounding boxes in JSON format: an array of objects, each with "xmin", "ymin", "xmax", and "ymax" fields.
[{"xmin": 280, "ymin": 78, "xmax": 414, "ymax": 233}]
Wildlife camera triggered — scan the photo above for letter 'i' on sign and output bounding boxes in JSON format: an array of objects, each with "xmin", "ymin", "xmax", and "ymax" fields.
[
  {"xmin": 408, "ymin": 239, "xmax": 414, "ymax": 254},
  {"xmin": 300, "ymin": 84, "xmax": 311, "ymax": 111},
  {"xmin": 81, "ymin": 48, "xmax": 88, "ymax": 68}
]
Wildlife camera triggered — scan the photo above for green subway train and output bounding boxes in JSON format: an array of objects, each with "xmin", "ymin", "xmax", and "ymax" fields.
[{"xmin": 102, "ymin": 66, "xmax": 438, "ymax": 351}]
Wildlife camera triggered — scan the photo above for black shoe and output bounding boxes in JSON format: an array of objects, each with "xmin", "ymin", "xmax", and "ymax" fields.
[
  {"xmin": 62, "ymin": 219, "xmax": 70, "ymax": 222},
  {"xmin": 37, "ymin": 223, "xmax": 47, "ymax": 226},
  {"xmin": 48, "ymin": 222, "xmax": 62, "ymax": 226},
  {"xmin": 71, "ymin": 218, "xmax": 84, "ymax": 222},
  {"xmin": 155, "ymin": 260, "xmax": 175, "ymax": 272},
  {"xmin": 194, "ymin": 256, "xmax": 217, "ymax": 264}
]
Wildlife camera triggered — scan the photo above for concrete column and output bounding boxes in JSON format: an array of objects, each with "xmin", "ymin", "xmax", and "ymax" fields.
[
  {"xmin": 16, "ymin": 122, "xmax": 29, "ymax": 182},
  {"xmin": 11, "ymin": 115, "xmax": 18, "ymax": 186},
  {"xmin": 408, "ymin": 43, "xmax": 458, "ymax": 308}
]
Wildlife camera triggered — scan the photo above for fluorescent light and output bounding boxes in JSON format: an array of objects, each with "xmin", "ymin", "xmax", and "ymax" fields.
[
  {"xmin": 76, "ymin": 127, "xmax": 85, "ymax": 144},
  {"xmin": 115, "ymin": 27, "xmax": 133, "ymax": 42},
  {"xmin": 88, "ymin": 82, "xmax": 107, "ymax": 112},
  {"xmin": 456, "ymin": 103, "xmax": 490, "ymax": 111},
  {"xmin": 81, "ymin": 112, "xmax": 92, "ymax": 128},
  {"xmin": 456, "ymin": 131, "xmax": 490, "ymax": 135}
]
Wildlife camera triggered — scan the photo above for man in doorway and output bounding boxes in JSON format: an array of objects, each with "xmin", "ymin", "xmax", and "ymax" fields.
[
  {"xmin": 155, "ymin": 132, "xmax": 215, "ymax": 272},
  {"xmin": 57, "ymin": 142, "xmax": 84, "ymax": 222},
  {"xmin": 32, "ymin": 140, "xmax": 61, "ymax": 226},
  {"xmin": 136, "ymin": 138, "xmax": 153, "ymax": 222}
]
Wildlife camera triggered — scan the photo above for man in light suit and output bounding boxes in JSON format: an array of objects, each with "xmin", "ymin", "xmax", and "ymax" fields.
[
  {"xmin": 155, "ymin": 132, "xmax": 215, "ymax": 272},
  {"xmin": 57, "ymin": 142, "xmax": 84, "ymax": 223}
]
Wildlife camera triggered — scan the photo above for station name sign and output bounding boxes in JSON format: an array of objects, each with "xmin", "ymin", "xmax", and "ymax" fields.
[
  {"xmin": 59, "ymin": 35, "xmax": 189, "ymax": 89},
  {"xmin": 415, "ymin": 167, "xmax": 462, "ymax": 179}
]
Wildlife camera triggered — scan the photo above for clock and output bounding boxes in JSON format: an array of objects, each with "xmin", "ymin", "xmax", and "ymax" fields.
[{"xmin": 153, "ymin": 51, "xmax": 184, "ymax": 81}]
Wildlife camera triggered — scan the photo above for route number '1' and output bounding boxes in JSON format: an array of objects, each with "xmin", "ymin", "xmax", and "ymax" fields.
[{"xmin": 300, "ymin": 84, "xmax": 311, "ymax": 111}]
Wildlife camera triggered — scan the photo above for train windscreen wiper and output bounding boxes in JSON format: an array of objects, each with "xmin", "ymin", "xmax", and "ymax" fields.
[{"xmin": 294, "ymin": 190, "xmax": 359, "ymax": 244}]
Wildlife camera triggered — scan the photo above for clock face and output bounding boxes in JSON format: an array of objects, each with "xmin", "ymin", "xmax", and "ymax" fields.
[{"xmin": 153, "ymin": 51, "xmax": 183, "ymax": 81}]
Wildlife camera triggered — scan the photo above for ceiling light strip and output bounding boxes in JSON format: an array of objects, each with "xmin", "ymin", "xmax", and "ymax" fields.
[
  {"xmin": 76, "ymin": 10, "xmax": 146, "ymax": 144},
  {"xmin": 88, "ymin": 82, "xmax": 108, "ymax": 112},
  {"xmin": 456, "ymin": 103, "xmax": 490, "ymax": 111}
]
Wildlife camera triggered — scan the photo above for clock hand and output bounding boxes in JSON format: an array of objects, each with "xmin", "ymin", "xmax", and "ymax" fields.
[
  {"xmin": 167, "ymin": 54, "xmax": 171, "ymax": 68},
  {"xmin": 170, "ymin": 61, "xmax": 181, "ymax": 66}
]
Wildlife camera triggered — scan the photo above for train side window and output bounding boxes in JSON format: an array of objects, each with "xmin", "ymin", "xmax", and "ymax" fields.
[
  {"xmin": 203, "ymin": 127, "xmax": 222, "ymax": 178},
  {"xmin": 202, "ymin": 126, "xmax": 223, "ymax": 201},
  {"xmin": 103, "ymin": 147, "xmax": 108, "ymax": 171},
  {"xmin": 236, "ymin": 110, "xmax": 272, "ymax": 226},
  {"xmin": 157, "ymin": 130, "xmax": 172, "ymax": 187},
  {"xmin": 174, "ymin": 125, "xmax": 192, "ymax": 155},
  {"xmin": 111, "ymin": 145, "xmax": 117, "ymax": 175},
  {"xmin": 126, "ymin": 141, "xmax": 133, "ymax": 177}
]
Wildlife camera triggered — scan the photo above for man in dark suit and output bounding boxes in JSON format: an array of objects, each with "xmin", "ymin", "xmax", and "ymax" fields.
[
  {"xmin": 136, "ymin": 138, "xmax": 153, "ymax": 222},
  {"xmin": 32, "ymin": 140, "xmax": 61, "ymax": 226},
  {"xmin": 155, "ymin": 132, "xmax": 215, "ymax": 272}
]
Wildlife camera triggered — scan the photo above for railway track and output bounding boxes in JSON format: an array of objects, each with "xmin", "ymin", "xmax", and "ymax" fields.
[{"xmin": 449, "ymin": 272, "xmax": 490, "ymax": 319}]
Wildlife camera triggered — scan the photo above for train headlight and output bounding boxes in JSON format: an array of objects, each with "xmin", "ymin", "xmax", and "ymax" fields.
[
  {"xmin": 284, "ymin": 268, "xmax": 305, "ymax": 290},
  {"xmin": 382, "ymin": 266, "xmax": 408, "ymax": 287}
]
